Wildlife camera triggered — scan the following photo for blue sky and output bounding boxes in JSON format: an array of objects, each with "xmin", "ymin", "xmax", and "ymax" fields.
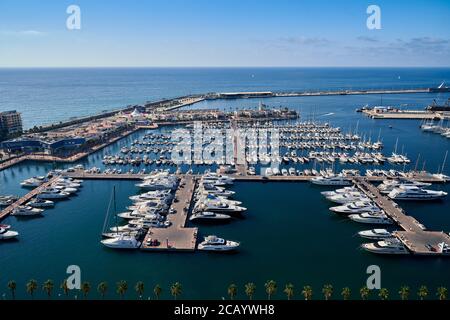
[{"xmin": 0, "ymin": 0, "xmax": 449, "ymax": 67}]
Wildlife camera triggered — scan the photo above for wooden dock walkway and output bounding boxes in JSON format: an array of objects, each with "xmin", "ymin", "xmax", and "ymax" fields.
[
  {"xmin": 141, "ymin": 175, "xmax": 198, "ymax": 251},
  {"xmin": 353, "ymin": 177, "xmax": 450, "ymax": 256},
  {"xmin": 0, "ymin": 176, "xmax": 59, "ymax": 221}
]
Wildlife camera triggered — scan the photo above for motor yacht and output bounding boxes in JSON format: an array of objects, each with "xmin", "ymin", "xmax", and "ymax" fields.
[
  {"xmin": 358, "ymin": 228, "xmax": 393, "ymax": 240},
  {"xmin": 11, "ymin": 205, "xmax": 44, "ymax": 216},
  {"xmin": 189, "ymin": 211, "xmax": 231, "ymax": 222},
  {"xmin": 37, "ymin": 188, "xmax": 70, "ymax": 199},
  {"xmin": 348, "ymin": 213, "xmax": 393, "ymax": 224},
  {"xmin": 311, "ymin": 175, "xmax": 352, "ymax": 186},
  {"xmin": 28, "ymin": 198, "xmax": 55, "ymax": 208},
  {"xmin": 195, "ymin": 200, "xmax": 246, "ymax": 214},
  {"xmin": 101, "ymin": 233, "xmax": 141, "ymax": 249},
  {"xmin": 326, "ymin": 192, "xmax": 369, "ymax": 204},
  {"xmin": 361, "ymin": 238, "xmax": 409, "ymax": 255},
  {"xmin": 20, "ymin": 177, "xmax": 46, "ymax": 188},
  {"xmin": 388, "ymin": 186, "xmax": 447, "ymax": 201},
  {"xmin": 197, "ymin": 235, "xmax": 240, "ymax": 251},
  {"xmin": 0, "ymin": 227, "xmax": 19, "ymax": 240},
  {"xmin": 378, "ymin": 180, "xmax": 431, "ymax": 194},
  {"xmin": 320, "ymin": 186, "xmax": 357, "ymax": 197},
  {"xmin": 329, "ymin": 201, "xmax": 381, "ymax": 214}
]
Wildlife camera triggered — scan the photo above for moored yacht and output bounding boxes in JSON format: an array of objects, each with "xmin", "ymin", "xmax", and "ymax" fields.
[
  {"xmin": 311, "ymin": 175, "xmax": 352, "ymax": 186},
  {"xmin": 28, "ymin": 198, "xmax": 55, "ymax": 208},
  {"xmin": 101, "ymin": 233, "xmax": 141, "ymax": 249},
  {"xmin": 189, "ymin": 211, "xmax": 231, "ymax": 222},
  {"xmin": 329, "ymin": 201, "xmax": 381, "ymax": 214},
  {"xmin": 358, "ymin": 228, "xmax": 393, "ymax": 240},
  {"xmin": 361, "ymin": 238, "xmax": 409, "ymax": 255},
  {"xmin": 348, "ymin": 213, "xmax": 393, "ymax": 224},
  {"xmin": 388, "ymin": 186, "xmax": 447, "ymax": 201},
  {"xmin": 197, "ymin": 235, "xmax": 240, "ymax": 251},
  {"xmin": 0, "ymin": 227, "xmax": 19, "ymax": 240},
  {"xmin": 326, "ymin": 192, "xmax": 369, "ymax": 204},
  {"xmin": 11, "ymin": 205, "xmax": 44, "ymax": 216},
  {"xmin": 37, "ymin": 188, "xmax": 70, "ymax": 199}
]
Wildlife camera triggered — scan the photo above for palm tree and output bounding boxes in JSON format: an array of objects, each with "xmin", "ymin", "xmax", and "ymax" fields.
[
  {"xmin": 379, "ymin": 288, "xmax": 389, "ymax": 300},
  {"xmin": 153, "ymin": 284, "xmax": 162, "ymax": 300},
  {"xmin": 302, "ymin": 285, "xmax": 313, "ymax": 300},
  {"xmin": 227, "ymin": 284, "xmax": 238, "ymax": 300},
  {"xmin": 436, "ymin": 286, "xmax": 448, "ymax": 300},
  {"xmin": 7, "ymin": 280, "xmax": 16, "ymax": 300},
  {"xmin": 360, "ymin": 286, "xmax": 370, "ymax": 300},
  {"xmin": 116, "ymin": 280, "xmax": 128, "ymax": 299},
  {"xmin": 341, "ymin": 287, "xmax": 351, "ymax": 300},
  {"xmin": 135, "ymin": 281, "xmax": 145, "ymax": 299},
  {"xmin": 322, "ymin": 284, "xmax": 333, "ymax": 300},
  {"xmin": 42, "ymin": 280, "xmax": 54, "ymax": 299},
  {"xmin": 26, "ymin": 279, "xmax": 38, "ymax": 299},
  {"xmin": 170, "ymin": 282, "xmax": 182, "ymax": 300},
  {"xmin": 417, "ymin": 285, "xmax": 428, "ymax": 300},
  {"xmin": 97, "ymin": 282, "xmax": 108, "ymax": 299},
  {"xmin": 398, "ymin": 286, "xmax": 410, "ymax": 300},
  {"xmin": 80, "ymin": 281, "xmax": 91, "ymax": 299},
  {"xmin": 283, "ymin": 283, "xmax": 295, "ymax": 300},
  {"xmin": 244, "ymin": 283, "xmax": 256, "ymax": 300},
  {"xmin": 264, "ymin": 280, "xmax": 277, "ymax": 300},
  {"xmin": 61, "ymin": 279, "xmax": 69, "ymax": 297}
]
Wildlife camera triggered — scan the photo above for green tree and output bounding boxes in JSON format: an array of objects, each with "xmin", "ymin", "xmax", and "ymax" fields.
[
  {"xmin": 42, "ymin": 280, "xmax": 54, "ymax": 299},
  {"xmin": 135, "ymin": 281, "xmax": 145, "ymax": 299},
  {"xmin": 7, "ymin": 281, "xmax": 16, "ymax": 300},
  {"xmin": 283, "ymin": 283, "xmax": 295, "ymax": 300},
  {"xmin": 80, "ymin": 281, "xmax": 91, "ymax": 299},
  {"xmin": 97, "ymin": 282, "xmax": 108, "ymax": 299},
  {"xmin": 398, "ymin": 286, "xmax": 410, "ymax": 300},
  {"xmin": 341, "ymin": 287, "xmax": 351, "ymax": 300},
  {"xmin": 117, "ymin": 280, "xmax": 128, "ymax": 299},
  {"xmin": 26, "ymin": 279, "xmax": 38, "ymax": 299},
  {"xmin": 244, "ymin": 283, "xmax": 256, "ymax": 300},
  {"xmin": 153, "ymin": 284, "xmax": 162, "ymax": 300},
  {"xmin": 379, "ymin": 288, "xmax": 389, "ymax": 300},
  {"xmin": 436, "ymin": 287, "xmax": 448, "ymax": 300},
  {"xmin": 322, "ymin": 284, "xmax": 333, "ymax": 300},
  {"xmin": 61, "ymin": 279, "xmax": 69, "ymax": 297},
  {"xmin": 170, "ymin": 282, "xmax": 182, "ymax": 300},
  {"xmin": 360, "ymin": 286, "xmax": 370, "ymax": 300},
  {"xmin": 227, "ymin": 284, "xmax": 238, "ymax": 300},
  {"xmin": 302, "ymin": 285, "xmax": 313, "ymax": 300},
  {"xmin": 417, "ymin": 285, "xmax": 428, "ymax": 300},
  {"xmin": 264, "ymin": 280, "xmax": 277, "ymax": 300}
]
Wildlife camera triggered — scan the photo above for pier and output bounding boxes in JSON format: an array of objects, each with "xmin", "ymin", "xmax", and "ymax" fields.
[
  {"xmin": 141, "ymin": 175, "xmax": 198, "ymax": 251},
  {"xmin": 0, "ymin": 176, "xmax": 59, "ymax": 221},
  {"xmin": 353, "ymin": 177, "xmax": 450, "ymax": 256}
]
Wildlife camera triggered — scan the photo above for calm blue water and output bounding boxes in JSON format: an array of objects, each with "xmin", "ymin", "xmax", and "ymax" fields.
[
  {"xmin": 1, "ymin": 67, "xmax": 449, "ymax": 128},
  {"xmin": 1, "ymin": 68, "xmax": 450, "ymax": 300}
]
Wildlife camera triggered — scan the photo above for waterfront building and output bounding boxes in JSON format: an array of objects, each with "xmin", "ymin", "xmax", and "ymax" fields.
[{"xmin": 0, "ymin": 110, "xmax": 23, "ymax": 140}]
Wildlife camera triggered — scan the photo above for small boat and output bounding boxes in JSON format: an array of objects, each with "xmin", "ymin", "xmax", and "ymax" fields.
[
  {"xmin": 198, "ymin": 235, "xmax": 240, "ymax": 251},
  {"xmin": 0, "ymin": 227, "xmax": 19, "ymax": 240}
]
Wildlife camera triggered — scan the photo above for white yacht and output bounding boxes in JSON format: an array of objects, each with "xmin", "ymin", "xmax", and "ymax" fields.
[
  {"xmin": 189, "ymin": 211, "xmax": 231, "ymax": 222},
  {"xmin": 28, "ymin": 198, "xmax": 55, "ymax": 208},
  {"xmin": 20, "ymin": 177, "xmax": 46, "ymax": 188},
  {"xmin": 348, "ymin": 213, "xmax": 393, "ymax": 224},
  {"xmin": 101, "ymin": 233, "xmax": 141, "ymax": 249},
  {"xmin": 326, "ymin": 192, "xmax": 369, "ymax": 204},
  {"xmin": 37, "ymin": 188, "xmax": 70, "ymax": 199},
  {"xmin": 329, "ymin": 201, "xmax": 381, "ymax": 214},
  {"xmin": 361, "ymin": 238, "xmax": 409, "ymax": 255},
  {"xmin": 388, "ymin": 186, "xmax": 447, "ymax": 201},
  {"xmin": 136, "ymin": 179, "xmax": 178, "ymax": 191},
  {"xmin": 320, "ymin": 186, "xmax": 357, "ymax": 197},
  {"xmin": 311, "ymin": 175, "xmax": 352, "ymax": 186},
  {"xmin": 198, "ymin": 235, "xmax": 240, "ymax": 251},
  {"xmin": 52, "ymin": 185, "xmax": 78, "ymax": 194},
  {"xmin": 11, "ymin": 205, "xmax": 44, "ymax": 216},
  {"xmin": 196, "ymin": 200, "xmax": 246, "ymax": 214},
  {"xmin": 378, "ymin": 180, "xmax": 431, "ymax": 194},
  {"xmin": 358, "ymin": 228, "xmax": 393, "ymax": 240},
  {"xmin": 0, "ymin": 227, "xmax": 19, "ymax": 240}
]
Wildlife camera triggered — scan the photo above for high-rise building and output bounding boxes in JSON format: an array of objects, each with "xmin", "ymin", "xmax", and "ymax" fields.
[{"xmin": 0, "ymin": 111, "xmax": 23, "ymax": 139}]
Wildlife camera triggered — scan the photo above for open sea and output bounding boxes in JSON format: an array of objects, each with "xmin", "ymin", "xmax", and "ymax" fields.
[{"xmin": 1, "ymin": 68, "xmax": 450, "ymax": 300}]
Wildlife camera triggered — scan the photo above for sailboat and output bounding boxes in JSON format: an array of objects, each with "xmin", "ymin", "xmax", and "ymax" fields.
[{"xmin": 100, "ymin": 186, "xmax": 142, "ymax": 249}]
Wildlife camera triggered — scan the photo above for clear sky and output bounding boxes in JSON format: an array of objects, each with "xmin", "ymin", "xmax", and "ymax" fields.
[{"xmin": 0, "ymin": 0, "xmax": 449, "ymax": 67}]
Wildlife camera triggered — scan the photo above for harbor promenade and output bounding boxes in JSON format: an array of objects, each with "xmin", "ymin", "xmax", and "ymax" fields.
[
  {"xmin": 141, "ymin": 175, "xmax": 198, "ymax": 251},
  {"xmin": 353, "ymin": 177, "xmax": 450, "ymax": 255},
  {"xmin": 0, "ymin": 176, "xmax": 59, "ymax": 221}
]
